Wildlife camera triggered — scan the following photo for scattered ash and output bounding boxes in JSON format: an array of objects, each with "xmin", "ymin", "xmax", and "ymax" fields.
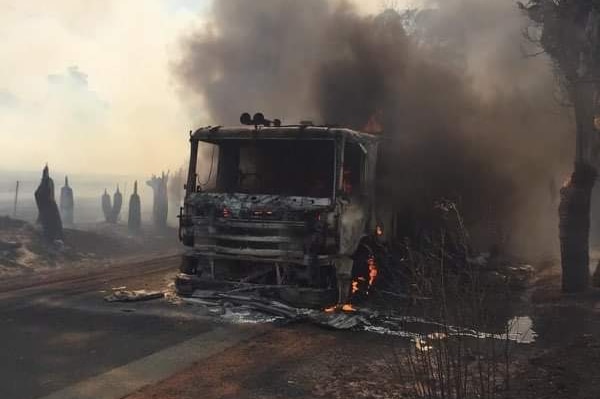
[{"xmin": 174, "ymin": 287, "xmax": 536, "ymax": 345}]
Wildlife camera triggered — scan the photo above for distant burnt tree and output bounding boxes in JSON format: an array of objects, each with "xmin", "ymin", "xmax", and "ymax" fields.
[
  {"xmin": 128, "ymin": 181, "xmax": 141, "ymax": 232},
  {"xmin": 102, "ymin": 189, "xmax": 111, "ymax": 222},
  {"xmin": 169, "ymin": 167, "xmax": 185, "ymax": 207},
  {"xmin": 111, "ymin": 186, "xmax": 122, "ymax": 223},
  {"xmin": 101, "ymin": 186, "xmax": 123, "ymax": 224},
  {"xmin": 34, "ymin": 165, "xmax": 63, "ymax": 241},
  {"xmin": 147, "ymin": 172, "xmax": 169, "ymax": 229},
  {"xmin": 59, "ymin": 176, "xmax": 74, "ymax": 226},
  {"xmin": 521, "ymin": 1, "xmax": 600, "ymax": 292}
]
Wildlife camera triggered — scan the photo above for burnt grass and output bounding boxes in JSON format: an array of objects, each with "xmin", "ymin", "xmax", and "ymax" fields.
[
  {"xmin": 0, "ymin": 216, "xmax": 180, "ymax": 275},
  {"xmin": 509, "ymin": 265, "xmax": 600, "ymax": 399},
  {"xmin": 352, "ymin": 246, "xmax": 600, "ymax": 399}
]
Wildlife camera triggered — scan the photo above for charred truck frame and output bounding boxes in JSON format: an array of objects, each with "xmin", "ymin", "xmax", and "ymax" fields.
[{"xmin": 177, "ymin": 116, "xmax": 387, "ymax": 307}]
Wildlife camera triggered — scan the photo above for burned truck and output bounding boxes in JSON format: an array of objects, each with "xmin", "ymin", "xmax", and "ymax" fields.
[{"xmin": 176, "ymin": 115, "xmax": 388, "ymax": 307}]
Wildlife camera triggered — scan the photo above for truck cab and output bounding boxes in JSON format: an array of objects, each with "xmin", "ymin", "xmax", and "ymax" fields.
[{"xmin": 176, "ymin": 121, "xmax": 385, "ymax": 307}]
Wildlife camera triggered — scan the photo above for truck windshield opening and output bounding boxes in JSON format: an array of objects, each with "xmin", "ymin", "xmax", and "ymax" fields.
[{"xmin": 213, "ymin": 139, "xmax": 335, "ymax": 198}]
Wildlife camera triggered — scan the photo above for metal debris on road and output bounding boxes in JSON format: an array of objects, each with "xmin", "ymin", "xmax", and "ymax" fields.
[
  {"xmin": 190, "ymin": 289, "xmax": 218, "ymax": 299},
  {"xmin": 179, "ymin": 288, "xmax": 376, "ymax": 330},
  {"xmin": 104, "ymin": 290, "xmax": 164, "ymax": 302},
  {"xmin": 306, "ymin": 311, "xmax": 368, "ymax": 330}
]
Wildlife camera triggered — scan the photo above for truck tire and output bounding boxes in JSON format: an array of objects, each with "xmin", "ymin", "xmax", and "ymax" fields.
[
  {"xmin": 182, "ymin": 233, "xmax": 194, "ymax": 247},
  {"xmin": 180, "ymin": 254, "xmax": 199, "ymax": 275}
]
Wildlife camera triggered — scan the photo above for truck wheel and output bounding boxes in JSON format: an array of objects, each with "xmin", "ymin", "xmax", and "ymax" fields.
[
  {"xmin": 182, "ymin": 234, "xmax": 194, "ymax": 247},
  {"xmin": 180, "ymin": 254, "xmax": 199, "ymax": 274},
  {"xmin": 175, "ymin": 274, "xmax": 194, "ymax": 296},
  {"xmin": 350, "ymin": 239, "xmax": 381, "ymax": 300}
]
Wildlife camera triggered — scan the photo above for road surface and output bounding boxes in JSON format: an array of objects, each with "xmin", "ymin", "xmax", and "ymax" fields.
[
  {"xmin": 0, "ymin": 254, "xmax": 407, "ymax": 399},
  {"xmin": 0, "ymin": 255, "xmax": 264, "ymax": 399}
]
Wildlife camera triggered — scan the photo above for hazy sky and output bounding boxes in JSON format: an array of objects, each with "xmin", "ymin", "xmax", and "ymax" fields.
[{"xmin": 0, "ymin": 0, "xmax": 418, "ymax": 175}]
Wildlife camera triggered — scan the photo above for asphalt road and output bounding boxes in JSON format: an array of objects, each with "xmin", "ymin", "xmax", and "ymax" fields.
[{"xmin": 0, "ymin": 255, "xmax": 262, "ymax": 399}]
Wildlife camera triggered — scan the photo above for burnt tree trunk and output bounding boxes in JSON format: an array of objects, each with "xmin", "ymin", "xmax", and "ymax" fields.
[
  {"xmin": 559, "ymin": 163, "xmax": 596, "ymax": 292},
  {"xmin": 557, "ymin": 80, "xmax": 597, "ymax": 293},
  {"xmin": 110, "ymin": 186, "xmax": 123, "ymax": 223},
  {"xmin": 128, "ymin": 181, "xmax": 141, "ymax": 232},
  {"xmin": 59, "ymin": 176, "xmax": 74, "ymax": 226},
  {"xmin": 34, "ymin": 165, "xmax": 63, "ymax": 241},
  {"xmin": 102, "ymin": 189, "xmax": 111, "ymax": 222},
  {"xmin": 102, "ymin": 187, "xmax": 122, "ymax": 224},
  {"xmin": 147, "ymin": 173, "xmax": 169, "ymax": 230},
  {"xmin": 558, "ymin": 81, "xmax": 598, "ymax": 293}
]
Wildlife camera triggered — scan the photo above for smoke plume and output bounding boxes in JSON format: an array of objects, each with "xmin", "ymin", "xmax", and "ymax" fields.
[{"xmin": 175, "ymin": 0, "xmax": 574, "ymax": 259}]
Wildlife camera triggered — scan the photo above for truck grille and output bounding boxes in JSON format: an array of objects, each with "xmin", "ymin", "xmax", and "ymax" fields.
[{"xmin": 192, "ymin": 217, "xmax": 311, "ymax": 263}]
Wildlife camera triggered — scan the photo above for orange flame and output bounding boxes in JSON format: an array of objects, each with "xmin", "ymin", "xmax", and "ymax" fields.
[
  {"xmin": 351, "ymin": 280, "xmax": 359, "ymax": 294},
  {"xmin": 368, "ymin": 256, "xmax": 378, "ymax": 288},
  {"xmin": 342, "ymin": 304, "xmax": 356, "ymax": 312},
  {"xmin": 324, "ymin": 304, "xmax": 357, "ymax": 313},
  {"xmin": 363, "ymin": 109, "xmax": 384, "ymax": 134},
  {"xmin": 324, "ymin": 257, "xmax": 379, "ymax": 313}
]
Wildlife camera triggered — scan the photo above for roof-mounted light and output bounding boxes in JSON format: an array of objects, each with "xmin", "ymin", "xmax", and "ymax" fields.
[{"xmin": 240, "ymin": 112, "xmax": 281, "ymax": 127}]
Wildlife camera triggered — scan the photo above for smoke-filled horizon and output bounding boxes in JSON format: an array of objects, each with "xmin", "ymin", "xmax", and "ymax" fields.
[
  {"xmin": 175, "ymin": 0, "xmax": 575, "ymax": 258},
  {"xmin": 0, "ymin": 0, "xmax": 408, "ymax": 176}
]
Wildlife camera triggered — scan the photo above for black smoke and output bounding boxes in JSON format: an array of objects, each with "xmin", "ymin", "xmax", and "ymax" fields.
[{"xmin": 175, "ymin": 0, "xmax": 574, "ymax": 258}]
